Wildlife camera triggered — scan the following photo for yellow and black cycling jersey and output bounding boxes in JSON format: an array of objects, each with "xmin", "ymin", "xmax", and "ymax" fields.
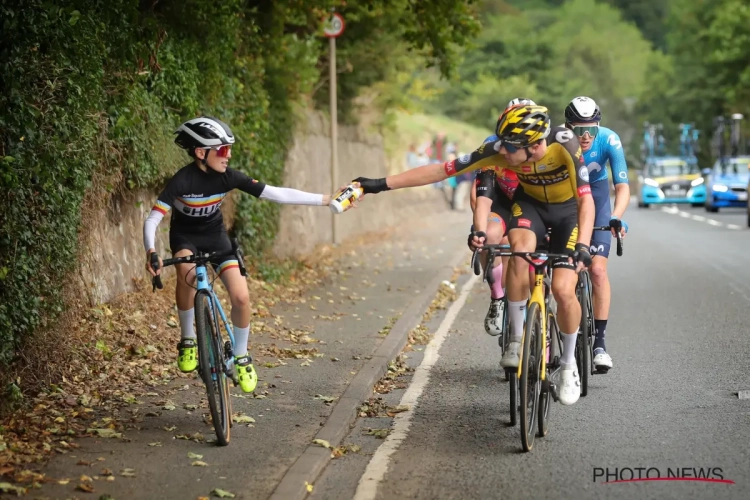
[{"xmin": 445, "ymin": 127, "xmax": 591, "ymax": 204}]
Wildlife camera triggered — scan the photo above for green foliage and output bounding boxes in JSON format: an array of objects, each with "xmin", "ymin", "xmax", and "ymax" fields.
[
  {"xmin": 0, "ymin": 0, "xmax": 480, "ymax": 368},
  {"xmin": 423, "ymin": 0, "xmax": 655, "ymax": 148}
]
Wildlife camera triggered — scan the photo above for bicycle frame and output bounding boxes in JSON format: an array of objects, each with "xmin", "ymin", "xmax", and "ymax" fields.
[{"xmin": 194, "ymin": 264, "xmax": 236, "ymax": 375}]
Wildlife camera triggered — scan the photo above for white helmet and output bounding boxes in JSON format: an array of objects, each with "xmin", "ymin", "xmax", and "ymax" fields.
[
  {"xmin": 174, "ymin": 116, "xmax": 236, "ymax": 150},
  {"xmin": 506, "ymin": 97, "xmax": 536, "ymax": 109},
  {"xmin": 565, "ymin": 96, "xmax": 601, "ymax": 123}
]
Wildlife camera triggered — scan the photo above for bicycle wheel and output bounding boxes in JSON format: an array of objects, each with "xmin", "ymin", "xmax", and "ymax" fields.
[
  {"xmin": 576, "ymin": 273, "xmax": 591, "ymax": 398},
  {"xmin": 195, "ymin": 291, "xmax": 231, "ymax": 446},
  {"xmin": 520, "ymin": 302, "xmax": 542, "ymax": 452},
  {"xmin": 508, "ymin": 369, "xmax": 518, "ymax": 426},
  {"xmin": 501, "ymin": 297, "xmax": 510, "ymax": 382},
  {"xmin": 538, "ymin": 311, "xmax": 557, "ymax": 438}
]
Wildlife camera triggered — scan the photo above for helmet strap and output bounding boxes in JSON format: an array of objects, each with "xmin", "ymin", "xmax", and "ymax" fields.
[{"xmin": 523, "ymin": 147, "xmax": 533, "ymax": 162}]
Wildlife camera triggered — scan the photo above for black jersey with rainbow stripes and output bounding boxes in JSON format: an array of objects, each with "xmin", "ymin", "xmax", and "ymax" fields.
[{"xmin": 152, "ymin": 163, "xmax": 265, "ymax": 233}]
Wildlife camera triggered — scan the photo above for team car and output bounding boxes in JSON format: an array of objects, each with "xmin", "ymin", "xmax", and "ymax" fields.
[
  {"xmin": 636, "ymin": 156, "xmax": 706, "ymax": 208},
  {"xmin": 704, "ymin": 156, "xmax": 750, "ymax": 213}
]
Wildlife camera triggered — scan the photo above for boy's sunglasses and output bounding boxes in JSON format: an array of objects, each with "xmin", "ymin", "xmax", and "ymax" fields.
[{"xmin": 204, "ymin": 145, "xmax": 232, "ymax": 158}]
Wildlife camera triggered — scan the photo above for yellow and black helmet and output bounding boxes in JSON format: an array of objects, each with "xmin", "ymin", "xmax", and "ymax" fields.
[{"xmin": 495, "ymin": 104, "xmax": 551, "ymax": 147}]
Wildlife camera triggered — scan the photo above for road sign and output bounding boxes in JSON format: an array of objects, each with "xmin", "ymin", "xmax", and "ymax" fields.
[{"xmin": 324, "ymin": 13, "xmax": 345, "ymax": 38}]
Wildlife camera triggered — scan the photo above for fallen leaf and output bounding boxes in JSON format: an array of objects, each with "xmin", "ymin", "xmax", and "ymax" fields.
[
  {"xmin": 386, "ymin": 405, "xmax": 410, "ymax": 416},
  {"xmin": 58, "ymin": 479, "xmax": 70, "ymax": 485},
  {"xmin": 211, "ymin": 488, "xmax": 236, "ymax": 498},
  {"xmin": 313, "ymin": 394, "xmax": 337, "ymax": 404},
  {"xmin": 0, "ymin": 483, "xmax": 26, "ymax": 496},
  {"xmin": 312, "ymin": 439, "xmax": 331, "ymax": 449},
  {"xmin": 305, "ymin": 481, "xmax": 314, "ymax": 493},
  {"xmin": 364, "ymin": 428, "xmax": 390, "ymax": 439},
  {"xmin": 80, "ymin": 474, "xmax": 93, "ymax": 482},
  {"xmin": 148, "ymin": 442, "xmax": 162, "ymax": 447},
  {"xmin": 187, "ymin": 452, "xmax": 203, "ymax": 460},
  {"xmin": 192, "ymin": 461, "xmax": 208, "ymax": 467},
  {"xmin": 232, "ymin": 415, "xmax": 255, "ymax": 424},
  {"xmin": 163, "ymin": 425, "xmax": 177, "ymax": 431},
  {"xmin": 184, "ymin": 404, "xmax": 198, "ymax": 411},
  {"xmin": 77, "ymin": 460, "xmax": 92, "ymax": 466},
  {"xmin": 76, "ymin": 482, "xmax": 95, "ymax": 492},
  {"xmin": 101, "ymin": 468, "xmax": 113, "ymax": 476},
  {"xmin": 120, "ymin": 468, "xmax": 136, "ymax": 477},
  {"xmin": 87, "ymin": 428, "xmax": 122, "ymax": 439}
]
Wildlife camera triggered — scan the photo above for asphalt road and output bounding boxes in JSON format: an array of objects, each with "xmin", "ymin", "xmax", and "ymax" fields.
[{"xmin": 311, "ymin": 201, "xmax": 750, "ymax": 500}]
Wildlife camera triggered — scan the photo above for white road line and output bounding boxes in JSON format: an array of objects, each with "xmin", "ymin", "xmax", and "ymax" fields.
[
  {"xmin": 727, "ymin": 224, "xmax": 742, "ymax": 230},
  {"xmin": 659, "ymin": 205, "xmax": 745, "ymax": 230},
  {"xmin": 679, "ymin": 211, "xmax": 690, "ymax": 218},
  {"xmin": 707, "ymin": 219, "xmax": 723, "ymax": 226},
  {"xmin": 352, "ymin": 273, "xmax": 480, "ymax": 500},
  {"xmin": 691, "ymin": 215, "xmax": 706, "ymax": 221}
]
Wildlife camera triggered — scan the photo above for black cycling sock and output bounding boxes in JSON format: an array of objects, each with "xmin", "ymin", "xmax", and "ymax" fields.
[{"xmin": 594, "ymin": 319, "xmax": 607, "ymax": 351}]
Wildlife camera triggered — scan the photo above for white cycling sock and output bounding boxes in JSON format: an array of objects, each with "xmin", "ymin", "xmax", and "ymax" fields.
[
  {"xmin": 178, "ymin": 308, "xmax": 196, "ymax": 340},
  {"xmin": 508, "ymin": 300, "xmax": 526, "ymax": 343},
  {"xmin": 561, "ymin": 330, "xmax": 579, "ymax": 368},
  {"xmin": 233, "ymin": 325, "xmax": 251, "ymax": 358}
]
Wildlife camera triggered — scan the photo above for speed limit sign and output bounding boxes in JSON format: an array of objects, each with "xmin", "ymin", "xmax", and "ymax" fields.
[{"xmin": 324, "ymin": 13, "xmax": 345, "ymax": 38}]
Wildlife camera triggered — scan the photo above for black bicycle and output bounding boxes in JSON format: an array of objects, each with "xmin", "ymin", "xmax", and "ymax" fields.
[{"xmin": 577, "ymin": 226, "xmax": 623, "ymax": 398}]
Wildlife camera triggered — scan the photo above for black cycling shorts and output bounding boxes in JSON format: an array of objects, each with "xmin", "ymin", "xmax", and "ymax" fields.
[
  {"xmin": 485, "ymin": 190, "xmax": 513, "ymax": 234},
  {"xmin": 169, "ymin": 230, "xmax": 239, "ymax": 275},
  {"xmin": 507, "ymin": 188, "xmax": 578, "ymax": 270}
]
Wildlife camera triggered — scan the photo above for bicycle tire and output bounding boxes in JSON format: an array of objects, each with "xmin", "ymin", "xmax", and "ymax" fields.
[
  {"xmin": 508, "ymin": 369, "xmax": 518, "ymax": 426},
  {"xmin": 520, "ymin": 302, "xmax": 542, "ymax": 452},
  {"xmin": 502, "ymin": 297, "xmax": 510, "ymax": 382},
  {"xmin": 538, "ymin": 311, "xmax": 557, "ymax": 438},
  {"xmin": 576, "ymin": 273, "xmax": 591, "ymax": 398},
  {"xmin": 195, "ymin": 291, "xmax": 231, "ymax": 446}
]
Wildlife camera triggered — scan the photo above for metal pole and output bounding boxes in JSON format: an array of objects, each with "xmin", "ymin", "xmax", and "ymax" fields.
[{"xmin": 329, "ymin": 36, "xmax": 338, "ymax": 245}]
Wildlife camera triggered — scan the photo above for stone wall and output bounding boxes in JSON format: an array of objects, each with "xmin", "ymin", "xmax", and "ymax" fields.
[{"xmin": 78, "ymin": 110, "xmax": 449, "ymax": 304}]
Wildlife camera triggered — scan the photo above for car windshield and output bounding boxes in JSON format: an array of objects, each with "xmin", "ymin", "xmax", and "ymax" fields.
[
  {"xmin": 649, "ymin": 161, "xmax": 696, "ymax": 177},
  {"xmin": 717, "ymin": 158, "xmax": 750, "ymax": 175}
]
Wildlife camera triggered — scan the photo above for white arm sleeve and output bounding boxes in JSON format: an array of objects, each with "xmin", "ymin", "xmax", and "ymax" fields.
[
  {"xmin": 259, "ymin": 185, "xmax": 325, "ymax": 206},
  {"xmin": 143, "ymin": 209, "xmax": 165, "ymax": 252}
]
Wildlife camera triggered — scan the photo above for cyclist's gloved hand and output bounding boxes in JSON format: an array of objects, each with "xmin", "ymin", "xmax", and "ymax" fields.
[
  {"xmin": 468, "ymin": 230, "xmax": 487, "ymax": 250},
  {"xmin": 609, "ymin": 217, "xmax": 628, "ymax": 238},
  {"xmin": 569, "ymin": 243, "xmax": 592, "ymax": 271},
  {"xmin": 352, "ymin": 177, "xmax": 390, "ymax": 195}
]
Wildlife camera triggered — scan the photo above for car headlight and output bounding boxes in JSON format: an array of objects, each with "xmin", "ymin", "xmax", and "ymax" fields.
[
  {"xmin": 691, "ymin": 177, "xmax": 704, "ymax": 186},
  {"xmin": 713, "ymin": 184, "xmax": 728, "ymax": 192},
  {"xmin": 644, "ymin": 178, "xmax": 659, "ymax": 187}
]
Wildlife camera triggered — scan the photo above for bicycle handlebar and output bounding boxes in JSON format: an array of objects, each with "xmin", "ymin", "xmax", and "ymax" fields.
[
  {"xmin": 593, "ymin": 225, "xmax": 624, "ymax": 257},
  {"xmin": 149, "ymin": 238, "xmax": 247, "ymax": 292}
]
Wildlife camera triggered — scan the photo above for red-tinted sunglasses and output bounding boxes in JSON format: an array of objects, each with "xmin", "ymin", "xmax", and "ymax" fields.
[{"xmin": 204, "ymin": 145, "xmax": 232, "ymax": 157}]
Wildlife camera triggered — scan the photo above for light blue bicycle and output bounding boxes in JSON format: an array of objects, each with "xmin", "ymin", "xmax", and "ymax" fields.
[{"xmin": 150, "ymin": 241, "xmax": 247, "ymax": 446}]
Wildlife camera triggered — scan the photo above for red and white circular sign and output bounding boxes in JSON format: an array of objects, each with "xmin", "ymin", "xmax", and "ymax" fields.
[{"xmin": 324, "ymin": 13, "xmax": 345, "ymax": 38}]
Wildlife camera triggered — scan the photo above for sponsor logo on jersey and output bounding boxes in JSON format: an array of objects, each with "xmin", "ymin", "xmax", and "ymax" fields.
[
  {"xmin": 608, "ymin": 134, "xmax": 622, "ymax": 149},
  {"xmin": 444, "ymin": 160, "xmax": 457, "ymax": 176},
  {"xmin": 518, "ymin": 218, "xmax": 531, "ymax": 228},
  {"xmin": 458, "ymin": 154, "xmax": 471, "ymax": 164},
  {"xmin": 579, "ymin": 166, "xmax": 590, "ymax": 182}
]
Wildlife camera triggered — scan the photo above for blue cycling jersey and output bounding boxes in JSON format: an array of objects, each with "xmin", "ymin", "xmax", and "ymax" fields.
[{"xmin": 583, "ymin": 126, "xmax": 628, "ymax": 185}]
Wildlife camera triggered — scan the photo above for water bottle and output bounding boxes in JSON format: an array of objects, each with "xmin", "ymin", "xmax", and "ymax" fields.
[{"xmin": 329, "ymin": 184, "xmax": 364, "ymax": 214}]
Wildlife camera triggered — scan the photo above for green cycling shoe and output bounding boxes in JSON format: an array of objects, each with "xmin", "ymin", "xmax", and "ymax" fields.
[
  {"xmin": 177, "ymin": 339, "xmax": 198, "ymax": 372},
  {"xmin": 235, "ymin": 355, "xmax": 258, "ymax": 393}
]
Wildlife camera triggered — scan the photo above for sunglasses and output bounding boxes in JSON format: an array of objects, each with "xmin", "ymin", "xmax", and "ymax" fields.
[
  {"xmin": 204, "ymin": 145, "xmax": 232, "ymax": 158},
  {"xmin": 571, "ymin": 125, "xmax": 599, "ymax": 138}
]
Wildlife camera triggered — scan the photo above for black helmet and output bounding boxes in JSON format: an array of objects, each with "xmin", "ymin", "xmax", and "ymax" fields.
[
  {"xmin": 174, "ymin": 116, "xmax": 235, "ymax": 150},
  {"xmin": 565, "ymin": 96, "xmax": 601, "ymax": 123},
  {"xmin": 495, "ymin": 105, "xmax": 551, "ymax": 147}
]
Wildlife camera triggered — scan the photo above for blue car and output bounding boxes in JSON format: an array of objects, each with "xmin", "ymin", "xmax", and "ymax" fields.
[
  {"xmin": 704, "ymin": 156, "xmax": 750, "ymax": 213},
  {"xmin": 637, "ymin": 156, "xmax": 706, "ymax": 208}
]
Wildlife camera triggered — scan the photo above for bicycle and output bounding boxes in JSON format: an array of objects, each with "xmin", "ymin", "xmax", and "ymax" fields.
[
  {"xmin": 577, "ymin": 226, "xmax": 623, "ymax": 398},
  {"xmin": 149, "ymin": 241, "xmax": 248, "ymax": 446},
  {"xmin": 472, "ymin": 244, "xmax": 570, "ymax": 452}
]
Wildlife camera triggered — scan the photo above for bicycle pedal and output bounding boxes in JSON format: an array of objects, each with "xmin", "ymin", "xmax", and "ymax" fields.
[
  {"xmin": 548, "ymin": 382, "xmax": 559, "ymax": 402},
  {"xmin": 595, "ymin": 367, "xmax": 611, "ymax": 374}
]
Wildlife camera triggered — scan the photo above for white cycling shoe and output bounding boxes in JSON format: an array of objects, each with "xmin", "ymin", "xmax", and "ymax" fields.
[
  {"xmin": 484, "ymin": 298, "xmax": 504, "ymax": 336},
  {"xmin": 500, "ymin": 341, "xmax": 520, "ymax": 368},
  {"xmin": 558, "ymin": 366, "xmax": 581, "ymax": 406},
  {"xmin": 593, "ymin": 348, "xmax": 613, "ymax": 372}
]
